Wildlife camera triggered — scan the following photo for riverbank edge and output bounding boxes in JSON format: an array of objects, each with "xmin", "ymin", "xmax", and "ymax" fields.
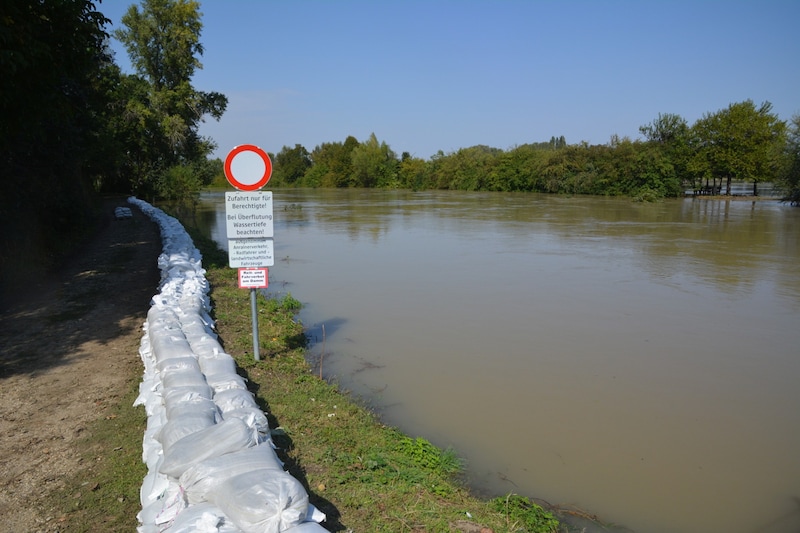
[
  {"xmin": 40, "ymin": 202, "xmax": 610, "ymax": 532},
  {"xmin": 180, "ymin": 221, "xmax": 572, "ymax": 532}
]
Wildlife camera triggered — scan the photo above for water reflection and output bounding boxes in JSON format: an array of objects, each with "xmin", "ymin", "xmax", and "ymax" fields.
[{"xmin": 197, "ymin": 189, "xmax": 800, "ymax": 533}]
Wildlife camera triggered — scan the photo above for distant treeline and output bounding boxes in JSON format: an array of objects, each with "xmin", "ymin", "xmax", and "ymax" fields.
[{"xmin": 268, "ymin": 104, "xmax": 800, "ymax": 203}]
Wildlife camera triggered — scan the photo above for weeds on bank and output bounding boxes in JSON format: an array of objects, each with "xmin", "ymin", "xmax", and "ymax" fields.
[
  {"xmin": 191, "ymin": 227, "xmax": 561, "ymax": 532},
  {"xmin": 49, "ymin": 221, "xmax": 562, "ymax": 533}
]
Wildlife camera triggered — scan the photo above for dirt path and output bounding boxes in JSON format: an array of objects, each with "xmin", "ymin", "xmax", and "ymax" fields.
[{"xmin": 0, "ymin": 200, "xmax": 161, "ymax": 532}]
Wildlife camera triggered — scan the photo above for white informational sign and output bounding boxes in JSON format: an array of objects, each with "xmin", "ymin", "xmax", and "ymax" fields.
[
  {"xmin": 225, "ymin": 191, "xmax": 273, "ymax": 239},
  {"xmin": 229, "ymin": 238, "xmax": 274, "ymax": 268},
  {"xmin": 238, "ymin": 267, "xmax": 268, "ymax": 289}
]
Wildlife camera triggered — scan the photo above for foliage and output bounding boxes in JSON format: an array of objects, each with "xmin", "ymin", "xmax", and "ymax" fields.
[
  {"xmin": 0, "ymin": 0, "xmax": 112, "ymax": 299},
  {"xmin": 489, "ymin": 494, "xmax": 560, "ymax": 533},
  {"xmin": 689, "ymin": 100, "xmax": 786, "ymax": 195},
  {"xmin": 778, "ymin": 114, "xmax": 800, "ymax": 204},
  {"xmin": 113, "ymin": 0, "xmax": 227, "ymax": 197},
  {"xmin": 272, "ymin": 144, "xmax": 313, "ymax": 185},
  {"xmin": 350, "ymin": 132, "xmax": 400, "ymax": 188}
]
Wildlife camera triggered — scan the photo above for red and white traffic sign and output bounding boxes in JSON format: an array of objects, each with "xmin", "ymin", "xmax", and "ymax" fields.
[{"xmin": 224, "ymin": 144, "xmax": 273, "ymax": 191}]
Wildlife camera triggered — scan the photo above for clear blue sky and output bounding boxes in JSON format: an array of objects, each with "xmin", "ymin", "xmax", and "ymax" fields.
[{"xmin": 99, "ymin": 0, "xmax": 800, "ymax": 161}]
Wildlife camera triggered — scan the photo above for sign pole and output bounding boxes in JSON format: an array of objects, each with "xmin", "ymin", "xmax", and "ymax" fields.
[
  {"xmin": 250, "ymin": 288, "xmax": 260, "ymax": 361},
  {"xmin": 223, "ymin": 144, "xmax": 274, "ymax": 362}
]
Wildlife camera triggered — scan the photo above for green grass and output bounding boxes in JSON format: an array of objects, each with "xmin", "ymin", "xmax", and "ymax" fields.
[{"xmin": 46, "ymin": 219, "xmax": 566, "ymax": 533}]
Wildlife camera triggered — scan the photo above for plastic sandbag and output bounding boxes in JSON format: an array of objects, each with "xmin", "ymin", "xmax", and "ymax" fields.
[
  {"xmin": 161, "ymin": 367, "xmax": 208, "ymax": 390},
  {"xmin": 214, "ymin": 388, "xmax": 259, "ymax": 413},
  {"xmin": 198, "ymin": 353, "xmax": 238, "ymax": 376},
  {"xmin": 165, "ymin": 502, "xmax": 243, "ymax": 533},
  {"xmin": 160, "ymin": 418, "xmax": 257, "ymax": 479},
  {"xmin": 163, "ymin": 384, "xmax": 214, "ymax": 405},
  {"xmin": 205, "ymin": 372, "xmax": 248, "ymax": 392},
  {"xmin": 157, "ymin": 413, "xmax": 217, "ymax": 453},
  {"xmin": 208, "ymin": 469, "xmax": 309, "ymax": 533},
  {"xmin": 283, "ymin": 522, "xmax": 329, "ymax": 533},
  {"xmin": 164, "ymin": 395, "xmax": 219, "ymax": 422},
  {"xmin": 156, "ymin": 356, "xmax": 201, "ymax": 374},
  {"xmin": 222, "ymin": 408, "xmax": 270, "ymax": 438},
  {"xmin": 180, "ymin": 444, "xmax": 285, "ymax": 504}
]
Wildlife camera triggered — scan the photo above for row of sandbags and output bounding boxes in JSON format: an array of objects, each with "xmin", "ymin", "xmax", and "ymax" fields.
[{"xmin": 129, "ymin": 198, "xmax": 327, "ymax": 533}]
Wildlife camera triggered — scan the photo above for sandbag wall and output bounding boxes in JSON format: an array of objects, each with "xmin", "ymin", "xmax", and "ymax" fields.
[{"xmin": 129, "ymin": 198, "xmax": 327, "ymax": 533}]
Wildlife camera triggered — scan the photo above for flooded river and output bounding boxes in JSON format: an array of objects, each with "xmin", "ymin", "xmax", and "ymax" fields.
[{"xmin": 196, "ymin": 189, "xmax": 800, "ymax": 533}]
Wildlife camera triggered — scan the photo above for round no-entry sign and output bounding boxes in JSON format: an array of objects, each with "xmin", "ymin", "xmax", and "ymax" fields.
[{"xmin": 224, "ymin": 144, "xmax": 273, "ymax": 191}]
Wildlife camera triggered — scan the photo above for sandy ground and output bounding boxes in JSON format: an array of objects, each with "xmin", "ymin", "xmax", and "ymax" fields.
[{"xmin": 0, "ymin": 201, "xmax": 161, "ymax": 532}]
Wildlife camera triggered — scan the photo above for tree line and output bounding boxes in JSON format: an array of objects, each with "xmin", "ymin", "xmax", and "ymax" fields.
[
  {"xmin": 271, "ymin": 104, "xmax": 799, "ymax": 203},
  {"xmin": 2, "ymin": 0, "xmax": 799, "ymax": 301},
  {"xmin": 1, "ymin": 0, "xmax": 224, "ymax": 301}
]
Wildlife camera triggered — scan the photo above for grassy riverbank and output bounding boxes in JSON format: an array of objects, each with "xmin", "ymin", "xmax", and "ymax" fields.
[
  {"xmin": 46, "ymin": 212, "xmax": 564, "ymax": 532},
  {"xmin": 190, "ymin": 229, "xmax": 562, "ymax": 532}
]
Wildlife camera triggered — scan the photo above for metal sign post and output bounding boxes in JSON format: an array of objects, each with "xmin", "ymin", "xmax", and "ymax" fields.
[{"xmin": 223, "ymin": 144, "xmax": 274, "ymax": 361}]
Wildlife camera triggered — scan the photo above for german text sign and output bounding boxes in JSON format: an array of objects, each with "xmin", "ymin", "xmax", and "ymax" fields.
[
  {"xmin": 226, "ymin": 191, "xmax": 273, "ymax": 239},
  {"xmin": 229, "ymin": 238, "xmax": 274, "ymax": 268},
  {"xmin": 238, "ymin": 267, "xmax": 268, "ymax": 289}
]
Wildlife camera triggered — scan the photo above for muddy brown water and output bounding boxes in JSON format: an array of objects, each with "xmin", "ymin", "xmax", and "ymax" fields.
[{"xmin": 196, "ymin": 189, "xmax": 800, "ymax": 533}]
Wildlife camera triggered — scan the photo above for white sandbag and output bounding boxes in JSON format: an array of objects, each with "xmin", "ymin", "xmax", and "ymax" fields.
[
  {"xmin": 157, "ymin": 413, "xmax": 217, "ymax": 453},
  {"xmin": 163, "ymin": 384, "xmax": 214, "ymax": 404},
  {"xmin": 214, "ymin": 388, "xmax": 259, "ymax": 413},
  {"xmin": 222, "ymin": 408, "xmax": 270, "ymax": 438},
  {"xmin": 156, "ymin": 356, "xmax": 201, "ymax": 374},
  {"xmin": 283, "ymin": 522, "xmax": 329, "ymax": 532},
  {"xmin": 165, "ymin": 502, "xmax": 243, "ymax": 533},
  {"xmin": 199, "ymin": 353, "xmax": 238, "ymax": 376},
  {"xmin": 180, "ymin": 444, "xmax": 285, "ymax": 504},
  {"xmin": 137, "ymin": 482, "xmax": 186, "ymax": 528},
  {"xmin": 208, "ymin": 469, "xmax": 309, "ymax": 533},
  {"xmin": 205, "ymin": 372, "xmax": 248, "ymax": 391},
  {"xmin": 164, "ymin": 395, "xmax": 219, "ymax": 422},
  {"xmin": 160, "ymin": 418, "xmax": 257, "ymax": 479},
  {"xmin": 140, "ymin": 458, "xmax": 170, "ymax": 507},
  {"xmin": 161, "ymin": 367, "xmax": 208, "ymax": 390}
]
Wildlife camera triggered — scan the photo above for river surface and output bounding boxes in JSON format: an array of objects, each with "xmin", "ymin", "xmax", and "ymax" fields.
[{"xmin": 195, "ymin": 189, "xmax": 800, "ymax": 533}]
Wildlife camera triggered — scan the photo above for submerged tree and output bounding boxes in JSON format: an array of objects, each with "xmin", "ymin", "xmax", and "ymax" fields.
[{"xmin": 690, "ymin": 101, "xmax": 786, "ymax": 196}]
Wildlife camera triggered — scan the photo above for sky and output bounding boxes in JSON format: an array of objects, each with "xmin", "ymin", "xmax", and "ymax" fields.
[{"xmin": 98, "ymin": 0, "xmax": 800, "ymax": 161}]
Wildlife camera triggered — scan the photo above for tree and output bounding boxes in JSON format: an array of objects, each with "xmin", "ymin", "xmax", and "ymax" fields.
[
  {"xmin": 1, "ymin": 0, "xmax": 112, "ymax": 297},
  {"xmin": 779, "ymin": 114, "xmax": 800, "ymax": 204},
  {"xmin": 273, "ymin": 144, "xmax": 312, "ymax": 185},
  {"xmin": 114, "ymin": 0, "xmax": 227, "ymax": 196},
  {"xmin": 350, "ymin": 133, "xmax": 399, "ymax": 188},
  {"xmin": 639, "ymin": 113, "xmax": 692, "ymax": 190},
  {"xmin": 690, "ymin": 101, "xmax": 786, "ymax": 195}
]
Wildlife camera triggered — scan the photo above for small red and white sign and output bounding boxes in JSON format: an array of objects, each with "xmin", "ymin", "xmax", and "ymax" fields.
[
  {"xmin": 238, "ymin": 267, "xmax": 268, "ymax": 289},
  {"xmin": 224, "ymin": 144, "xmax": 273, "ymax": 191}
]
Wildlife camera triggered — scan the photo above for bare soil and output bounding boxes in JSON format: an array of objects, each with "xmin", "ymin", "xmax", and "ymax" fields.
[{"xmin": 0, "ymin": 200, "xmax": 161, "ymax": 532}]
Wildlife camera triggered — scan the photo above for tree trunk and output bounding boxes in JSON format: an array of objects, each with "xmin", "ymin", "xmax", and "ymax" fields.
[{"xmin": 725, "ymin": 176, "xmax": 732, "ymax": 195}]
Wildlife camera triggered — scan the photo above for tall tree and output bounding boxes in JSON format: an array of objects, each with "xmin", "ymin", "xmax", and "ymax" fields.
[
  {"xmin": 1, "ymin": 0, "xmax": 112, "ymax": 299},
  {"xmin": 273, "ymin": 144, "xmax": 312, "ymax": 185},
  {"xmin": 114, "ymin": 0, "xmax": 226, "ymax": 196},
  {"xmin": 350, "ymin": 133, "xmax": 399, "ymax": 188},
  {"xmin": 690, "ymin": 101, "xmax": 786, "ymax": 195},
  {"xmin": 780, "ymin": 114, "xmax": 800, "ymax": 204}
]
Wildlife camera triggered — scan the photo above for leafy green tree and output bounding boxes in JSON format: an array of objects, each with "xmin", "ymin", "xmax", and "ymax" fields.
[
  {"xmin": 398, "ymin": 153, "xmax": 431, "ymax": 190},
  {"xmin": 1, "ymin": 0, "xmax": 112, "ymax": 297},
  {"xmin": 690, "ymin": 100, "xmax": 786, "ymax": 195},
  {"xmin": 779, "ymin": 114, "xmax": 800, "ymax": 204},
  {"xmin": 272, "ymin": 144, "xmax": 312, "ymax": 185},
  {"xmin": 350, "ymin": 133, "xmax": 399, "ymax": 188},
  {"xmin": 304, "ymin": 137, "xmax": 358, "ymax": 187},
  {"xmin": 639, "ymin": 113, "xmax": 692, "ymax": 191},
  {"xmin": 114, "ymin": 0, "xmax": 227, "ymax": 197}
]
